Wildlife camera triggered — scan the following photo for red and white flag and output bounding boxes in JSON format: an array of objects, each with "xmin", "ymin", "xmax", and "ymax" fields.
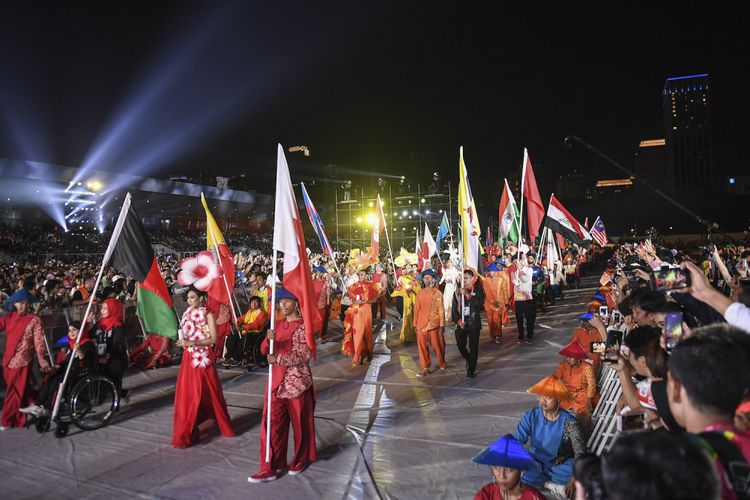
[
  {"xmin": 274, "ymin": 144, "xmax": 319, "ymax": 356},
  {"xmin": 370, "ymin": 194, "xmax": 386, "ymax": 256},
  {"xmin": 423, "ymin": 223, "xmax": 437, "ymax": 260},
  {"xmin": 522, "ymin": 148, "xmax": 545, "ymax": 243}
]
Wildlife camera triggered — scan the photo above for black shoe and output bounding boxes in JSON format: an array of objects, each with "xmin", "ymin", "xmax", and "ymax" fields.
[{"xmin": 467, "ymin": 371, "xmax": 476, "ymax": 379}]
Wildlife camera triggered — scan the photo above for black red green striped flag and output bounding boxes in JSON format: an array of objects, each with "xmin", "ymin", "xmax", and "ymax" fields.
[{"xmin": 105, "ymin": 193, "xmax": 178, "ymax": 339}]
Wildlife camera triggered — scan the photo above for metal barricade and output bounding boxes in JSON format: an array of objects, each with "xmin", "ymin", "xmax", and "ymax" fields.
[{"xmin": 587, "ymin": 365, "xmax": 623, "ymax": 455}]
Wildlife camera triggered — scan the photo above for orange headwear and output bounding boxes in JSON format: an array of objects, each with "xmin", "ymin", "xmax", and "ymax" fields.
[
  {"xmin": 558, "ymin": 341, "xmax": 591, "ymax": 360},
  {"xmin": 527, "ymin": 375, "xmax": 572, "ymax": 401}
]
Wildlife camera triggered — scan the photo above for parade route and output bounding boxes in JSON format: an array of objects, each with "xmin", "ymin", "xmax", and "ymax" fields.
[{"xmin": 0, "ymin": 279, "xmax": 598, "ymax": 499}]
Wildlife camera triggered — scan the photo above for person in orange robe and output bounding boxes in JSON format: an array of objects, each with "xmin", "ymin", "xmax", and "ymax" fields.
[
  {"xmin": 554, "ymin": 341, "xmax": 599, "ymax": 416},
  {"xmin": 342, "ymin": 269, "xmax": 381, "ymax": 366},
  {"xmin": 413, "ymin": 269, "xmax": 446, "ymax": 377},
  {"xmin": 483, "ymin": 263, "xmax": 510, "ymax": 343},
  {"xmin": 570, "ymin": 313, "xmax": 607, "ymax": 366}
]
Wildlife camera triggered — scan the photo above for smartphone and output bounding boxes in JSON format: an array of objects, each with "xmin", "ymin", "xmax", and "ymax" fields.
[
  {"xmin": 590, "ymin": 341, "xmax": 607, "ymax": 355},
  {"xmin": 602, "ymin": 342, "xmax": 620, "ymax": 363},
  {"xmin": 663, "ymin": 311, "xmax": 684, "ymax": 351},
  {"xmin": 599, "ymin": 306, "xmax": 609, "ymax": 319},
  {"xmin": 651, "ymin": 266, "xmax": 691, "ymax": 292},
  {"xmin": 611, "ymin": 310, "xmax": 622, "ymax": 324},
  {"xmin": 618, "ymin": 410, "xmax": 648, "ymax": 432}
]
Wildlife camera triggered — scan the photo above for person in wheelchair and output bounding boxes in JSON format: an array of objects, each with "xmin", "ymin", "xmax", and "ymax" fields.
[
  {"xmin": 224, "ymin": 296, "xmax": 268, "ymax": 368},
  {"xmin": 90, "ymin": 298, "xmax": 129, "ymax": 398},
  {"xmin": 21, "ymin": 321, "xmax": 96, "ymax": 418}
]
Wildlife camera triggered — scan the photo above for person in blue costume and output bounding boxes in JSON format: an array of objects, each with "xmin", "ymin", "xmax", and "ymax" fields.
[
  {"xmin": 514, "ymin": 375, "xmax": 586, "ymax": 498},
  {"xmin": 472, "ymin": 434, "xmax": 547, "ymax": 499}
]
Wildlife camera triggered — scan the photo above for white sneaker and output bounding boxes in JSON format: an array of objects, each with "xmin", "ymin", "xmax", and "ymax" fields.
[
  {"xmin": 0, "ymin": 426, "xmax": 9, "ymax": 431},
  {"xmin": 20, "ymin": 404, "xmax": 42, "ymax": 416},
  {"xmin": 544, "ymin": 481, "xmax": 567, "ymax": 498}
]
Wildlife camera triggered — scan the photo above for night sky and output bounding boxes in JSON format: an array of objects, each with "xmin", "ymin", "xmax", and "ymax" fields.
[{"xmin": 1, "ymin": 1, "xmax": 748, "ymax": 230}]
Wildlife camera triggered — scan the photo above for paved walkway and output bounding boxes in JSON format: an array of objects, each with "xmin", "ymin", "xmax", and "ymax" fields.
[{"xmin": 0, "ymin": 277, "xmax": 600, "ymax": 499}]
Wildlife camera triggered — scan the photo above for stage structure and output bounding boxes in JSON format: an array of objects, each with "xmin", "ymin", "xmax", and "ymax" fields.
[{"xmin": 334, "ymin": 180, "xmax": 455, "ymax": 253}]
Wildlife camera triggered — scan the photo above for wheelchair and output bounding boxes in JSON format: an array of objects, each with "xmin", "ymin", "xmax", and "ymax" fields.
[{"xmin": 36, "ymin": 371, "xmax": 120, "ymax": 438}]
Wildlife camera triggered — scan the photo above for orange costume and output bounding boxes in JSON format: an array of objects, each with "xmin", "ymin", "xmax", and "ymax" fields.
[
  {"xmin": 570, "ymin": 326, "xmax": 604, "ymax": 365},
  {"xmin": 413, "ymin": 286, "xmax": 446, "ymax": 373},
  {"xmin": 483, "ymin": 271, "xmax": 510, "ymax": 338},
  {"xmin": 342, "ymin": 280, "xmax": 381, "ymax": 365},
  {"xmin": 554, "ymin": 341, "xmax": 599, "ymax": 416}
]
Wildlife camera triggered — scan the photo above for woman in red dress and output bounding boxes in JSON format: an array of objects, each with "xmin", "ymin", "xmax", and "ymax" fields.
[
  {"xmin": 171, "ymin": 286, "xmax": 234, "ymax": 448},
  {"xmin": 248, "ymin": 287, "xmax": 316, "ymax": 483}
]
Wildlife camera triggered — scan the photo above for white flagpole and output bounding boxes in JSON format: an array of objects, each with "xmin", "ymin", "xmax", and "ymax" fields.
[
  {"xmin": 265, "ymin": 250, "xmax": 278, "ymax": 462},
  {"xmin": 51, "ymin": 193, "xmax": 133, "ymax": 423},
  {"xmin": 516, "ymin": 149, "xmax": 528, "ymax": 264},
  {"xmin": 378, "ymin": 194, "xmax": 398, "ymax": 290}
]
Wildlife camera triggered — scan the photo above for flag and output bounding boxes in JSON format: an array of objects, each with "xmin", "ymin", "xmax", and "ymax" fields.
[
  {"xmin": 105, "ymin": 193, "xmax": 178, "ymax": 339},
  {"xmin": 300, "ymin": 182, "xmax": 333, "ymax": 257},
  {"xmin": 499, "ymin": 178, "xmax": 520, "ymax": 243},
  {"xmin": 545, "ymin": 195, "xmax": 592, "ymax": 247},
  {"xmin": 201, "ymin": 193, "xmax": 235, "ymax": 304},
  {"xmin": 370, "ymin": 194, "xmax": 386, "ymax": 256},
  {"xmin": 435, "ymin": 211, "xmax": 450, "ymax": 249},
  {"xmin": 584, "ymin": 217, "xmax": 589, "ymax": 229},
  {"xmin": 545, "ymin": 228, "xmax": 560, "ymax": 270},
  {"xmin": 424, "ymin": 223, "xmax": 437, "ymax": 260},
  {"xmin": 458, "ymin": 147, "xmax": 481, "ymax": 271},
  {"xmin": 590, "ymin": 216, "xmax": 608, "ymax": 247},
  {"xmin": 521, "ymin": 148, "xmax": 545, "ymax": 243},
  {"xmin": 274, "ymin": 144, "xmax": 319, "ymax": 356}
]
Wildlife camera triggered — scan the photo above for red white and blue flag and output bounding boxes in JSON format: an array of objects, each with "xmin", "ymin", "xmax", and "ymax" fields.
[
  {"xmin": 300, "ymin": 182, "xmax": 333, "ymax": 257},
  {"xmin": 590, "ymin": 216, "xmax": 608, "ymax": 247}
]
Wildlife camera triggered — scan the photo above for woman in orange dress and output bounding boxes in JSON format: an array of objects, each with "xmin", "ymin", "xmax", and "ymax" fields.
[{"xmin": 342, "ymin": 269, "xmax": 381, "ymax": 365}]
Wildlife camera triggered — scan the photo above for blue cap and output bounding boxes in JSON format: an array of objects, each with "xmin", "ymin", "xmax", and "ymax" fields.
[
  {"xmin": 313, "ymin": 265, "xmax": 328, "ymax": 274},
  {"xmin": 275, "ymin": 287, "xmax": 298, "ymax": 301},
  {"xmin": 485, "ymin": 263, "xmax": 500, "ymax": 272},
  {"xmin": 593, "ymin": 293, "xmax": 606, "ymax": 302},
  {"xmin": 6, "ymin": 288, "xmax": 37, "ymax": 305},
  {"xmin": 420, "ymin": 269, "xmax": 438, "ymax": 279},
  {"xmin": 579, "ymin": 312, "xmax": 594, "ymax": 321},
  {"xmin": 472, "ymin": 434, "xmax": 539, "ymax": 470}
]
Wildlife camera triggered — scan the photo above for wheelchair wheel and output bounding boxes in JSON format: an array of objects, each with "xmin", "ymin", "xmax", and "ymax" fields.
[
  {"xmin": 69, "ymin": 374, "xmax": 119, "ymax": 430},
  {"xmin": 251, "ymin": 333, "xmax": 268, "ymax": 367}
]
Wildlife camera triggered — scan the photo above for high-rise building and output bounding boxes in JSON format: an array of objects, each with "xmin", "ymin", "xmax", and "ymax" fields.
[
  {"xmin": 634, "ymin": 138, "xmax": 670, "ymax": 192},
  {"xmin": 662, "ymin": 73, "xmax": 713, "ymax": 191}
]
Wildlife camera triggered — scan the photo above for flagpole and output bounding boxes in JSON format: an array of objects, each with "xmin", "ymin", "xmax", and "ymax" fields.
[
  {"xmin": 378, "ymin": 195, "xmax": 398, "ymax": 290},
  {"xmin": 536, "ymin": 193, "xmax": 554, "ymax": 261},
  {"xmin": 504, "ymin": 178, "xmax": 522, "ymax": 245},
  {"xmin": 51, "ymin": 192, "xmax": 133, "ymax": 423},
  {"xmin": 265, "ymin": 250, "xmax": 278, "ymax": 462},
  {"xmin": 516, "ymin": 150, "xmax": 527, "ymax": 264},
  {"xmin": 205, "ymin": 216, "xmax": 240, "ymax": 326}
]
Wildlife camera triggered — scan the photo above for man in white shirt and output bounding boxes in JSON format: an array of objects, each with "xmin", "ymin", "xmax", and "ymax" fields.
[{"xmin": 513, "ymin": 255, "xmax": 535, "ymax": 344}]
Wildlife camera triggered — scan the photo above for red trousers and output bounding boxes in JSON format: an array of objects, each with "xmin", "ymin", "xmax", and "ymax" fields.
[
  {"xmin": 2, "ymin": 365, "xmax": 30, "ymax": 428},
  {"xmin": 371, "ymin": 296, "xmax": 387, "ymax": 320},
  {"xmin": 260, "ymin": 387, "xmax": 317, "ymax": 472},
  {"xmin": 417, "ymin": 328, "xmax": 446, "ymax": 370}
]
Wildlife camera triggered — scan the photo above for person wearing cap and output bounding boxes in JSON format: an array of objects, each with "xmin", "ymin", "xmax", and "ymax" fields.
[
  {"xmin": 21, "ymin": 321, "xmax": 97, "ymax": 419},
  {"xmin": 483, "ymin": 263, "xmax": 510, "ymax": 344},
  {"xmin": 570, "ymin": 313, "xmax": 606, "ymax": 366},
  {"xmin": 413, "ymin": 269, "xmax": 446, "ymax": 377},
  {"xmin": 342, "ymin": 268, "xmax": 381, "ymax": 366},
  {"xmin": 554, "ymin": 341, "xmax": 599, "ymax": 416},
  {"xmin": 0, "ymin": 288, "xmax": 52, "ymax": 429},
  {"xmin": 249, "ymin": 287, "xmax": 317, "ymax": 483},
  {"xmin": 472, "ymin": 434, "xmax": 547, "ymax": 499},
  {"xmin": 515, "ymin": 375, "xmax": 586, "ymax": 498}
]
